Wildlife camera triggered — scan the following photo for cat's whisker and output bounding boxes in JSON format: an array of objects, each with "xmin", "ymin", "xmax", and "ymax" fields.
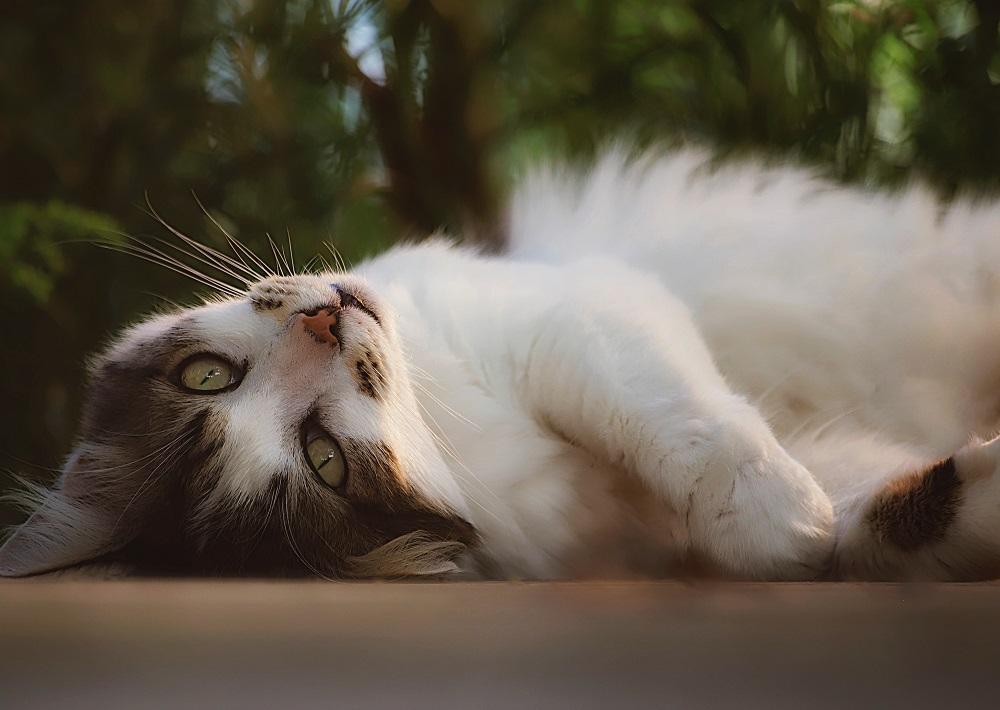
[
  {"xmin": 182, "ymin": 238, "xmax": 262, "ymax": 284},
  {"xmin": 316, "ymin": 253, "xmax": 336, "ymax": 274},
  {"xmin": 1, "ymin": 433, "xmax": 189, "ymax": 477},
  {"xmin": 95, "ymin": 238, "xmax": 213, "ymax": 289},
  {"xmin": 92, "ymin": 422, "xmax": 201, "ymax": 440},
  {"xmin": 190, "ymin": 192, "xmax": 275, "ymax": 280},
  {"xmin": 1, "ymin": 455, "xmax": 74, "ymax": 476},
  {"xmin": 97, "ymin": 239, "xmax": 245, "ymax": 297},
  {"xmin": 150, "ymin": 205, "xmax": 265, "ymax": 285},
  {"xmin": 214, "ymin": 487, "xmax": 277, "ymax": 548},
  {"xmin": 122, "ymin": 239, "xmax": 244, "ymax": 296},
  {"xmin": 408, "ymin": 362, "xmax": 482, "ymax": 430},
  {"xmin": 751, "ymin": 371, "xmax": 796, "ymax": 410},
  {"xmin": 94, "ymin": 433, "xmax": 201, "ymax": 476},
  {"xmin": 112, "ymin": 431, "xmax": 195, "ymax": 534},
  {"xmin": 139, "ymin": 291, "xmax": 185, "ymax": 311},
  {"xmin": 785, "ymin": 409, "xmax": 830, "ymax": 442},
  {"xmin": 280, "ymin": 501, "xmax": 336, "ymax": 581},
  {"xmin": 245, "ymin": 480, "xmax": 283, "ymax": 552},
  {"xmin": 407, "ymin": 396, "xmax": 463, "ymax": 465},
  {"xmin": 808, "ymin": 407, "xmax": 863, "ymax": 443},
  {"xmin": 404, "ymin": 368, "xmax": 500, "ymax": 520},
  {"xmin": 297, "ymin": 499, "xmax": 346, "ymax": 561},
  {"xmin": 267, "ymin": 233, "xmax": 293, "ymax": 276},
  {"xmin": 286, "ymin": 228, "xmax": 296, "ymax": 274},
  {"xmin": 227, "ymin": 242, "xmax": 265, "ymax": 282},
  {"xmin": 408, "ymin": 399, "xmax": 505, "ymax": 521},
  {"xmin": 412, "ymin": 380, "xmax": 481, "ymax": 431},
  {"xmin": 390, "ymin": 387, "xmax": 504, "ymax": 519},
  {"xmin": 118, "ymin": 438, "xmax": 190, "ymax": 522},
  {"xmin": 116, "ymin": 246, "xmax": 242, "ymax": 296},
  {"xmin": 323, "ymin": 241, "xmax": 350, "ymax": 272},
  {"xmin": 227, "ymin": 234, "xmax": 275, "ymax": 280},
  {"xmin": 146, "ymin": 234, "xmax": 251, "ymax": 289},
  {"xmin": 301, "ymin": 254, "xmax": 321, "ymax": 274},
  {"xmin": 143, "ymin": 196, "xmax": 260, "ymax": 285}
]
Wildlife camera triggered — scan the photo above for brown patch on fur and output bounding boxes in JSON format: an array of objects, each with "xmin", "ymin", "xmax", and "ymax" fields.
[
  {"xmin": 248, "ymin": 279, "xmax": 297, "ymax": 311},
  {"xmin": 250, "ymin": 296, "xmax": 283, "ymax": 311},
  {"xmin": 867, "ymin": 457, "xmax": 962, "ymax": 551},
  {"xmin": 352, "ymin": 348, "xmax": 386, "ymax": 400}
]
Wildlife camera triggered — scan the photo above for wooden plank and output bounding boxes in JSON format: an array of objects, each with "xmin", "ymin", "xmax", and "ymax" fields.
[{"xmin": 2, "ymin": 581, "xmax": 998, "ymax": 708}]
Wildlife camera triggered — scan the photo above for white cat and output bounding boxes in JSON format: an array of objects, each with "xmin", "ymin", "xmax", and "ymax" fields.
[{"xmin": 4, "ymin": 148, "xmax": 1000, "ymax": 580}]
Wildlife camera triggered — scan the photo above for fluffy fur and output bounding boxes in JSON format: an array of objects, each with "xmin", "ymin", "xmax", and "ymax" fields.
[{"xmin": 4, "ymin": 147, "xmax": 1000, "ymax": 580}]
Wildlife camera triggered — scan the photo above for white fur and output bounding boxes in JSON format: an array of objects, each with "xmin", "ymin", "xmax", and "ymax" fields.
[
  {"xmin": 10, "ymin": 148, "xmax": 1000, "ymax": 580},
  {"xmin": 509, "ymin": 149, "xmax": 1000, "ymax": 455},
  {"xmin": 351, "ymin": 148, "xmax": 1000, "ymax": 579}
]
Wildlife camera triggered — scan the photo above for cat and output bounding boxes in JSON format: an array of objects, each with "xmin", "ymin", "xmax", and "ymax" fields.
[{"xmin": 4, "ymin": 147, "xmax": 1000, "ymax": 581}]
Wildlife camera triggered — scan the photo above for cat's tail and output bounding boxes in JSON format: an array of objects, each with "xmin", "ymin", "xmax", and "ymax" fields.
[
  {"xmin": 505, "ymin": 145, "xmax": 825, "ymax": 262},
  {"xmin": 507, "ymin": 145, "xmax": 1000, "ymax": 454}
]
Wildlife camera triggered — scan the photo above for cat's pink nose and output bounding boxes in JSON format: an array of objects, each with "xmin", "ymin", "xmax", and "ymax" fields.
[{"xmin": 300, "ymin": 308, "xmax": 339, "ymax": 345}]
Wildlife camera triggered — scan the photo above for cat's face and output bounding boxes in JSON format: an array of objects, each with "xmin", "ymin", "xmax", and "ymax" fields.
[{"xmin": 0, "ymin": 273, "xmax": 475, "ymax": 577}]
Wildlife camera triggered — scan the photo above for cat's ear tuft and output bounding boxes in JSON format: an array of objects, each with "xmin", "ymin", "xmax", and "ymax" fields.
[{"xmin": 0, "ymin": 449, "xmax": 139, "ymax": 577}]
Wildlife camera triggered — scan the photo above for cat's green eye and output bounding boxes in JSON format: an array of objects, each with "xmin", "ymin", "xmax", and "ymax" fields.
[
  {"xmin": 303, "ymin": 427, "xmax": 347, "ymax": 490},
  {"xmin": 177, "ymin": 355, "xmax": 240, "ymax": 393}
]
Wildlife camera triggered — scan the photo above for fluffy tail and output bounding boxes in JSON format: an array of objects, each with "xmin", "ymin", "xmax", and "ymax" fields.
[{"xmin": 507, "ymin": 146, "xmax": 1000, "ymax": 455}]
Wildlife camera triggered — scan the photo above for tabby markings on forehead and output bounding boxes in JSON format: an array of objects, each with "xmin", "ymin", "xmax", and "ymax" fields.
[{"xmin": 251, "ymin": 296, "xmax": 283, "ymax": 311}]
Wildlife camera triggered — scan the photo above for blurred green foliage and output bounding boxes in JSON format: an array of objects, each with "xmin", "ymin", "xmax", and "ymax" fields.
[
  {"xmin": 0, "ymin": 202, "xmax": 117, "ymax": 303},
  {"xmin": 1, "ymin": 0, "xmax": 999, "ymax": 511}
]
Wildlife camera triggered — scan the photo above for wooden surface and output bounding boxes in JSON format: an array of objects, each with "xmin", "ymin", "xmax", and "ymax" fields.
[{"xmin": 2, "ymin": 580, "xmax": 1000, "ymax": 708}]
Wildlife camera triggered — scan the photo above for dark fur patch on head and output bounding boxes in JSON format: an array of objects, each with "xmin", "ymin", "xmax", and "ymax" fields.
[
  {"xmin": 248, "ymin": 281, "xmax": 293, "ymax": 311},
  {"xmin": 101, "ymin": 428, "xmax": 476, "ymax": 578},
  {"xmin": 867, "ymin": 457, "xmax": 962, "ymax": 551},
  {"xmin": 251, "ymin": 296, "xmax": 283, "ymax": 311},
  {"xmin": 150, "ymin": 452, "xmax": 475, "ymax": 578},
  {"xmin": 353, "ymin": 348, "xmax": 387, "ymax": 400}
]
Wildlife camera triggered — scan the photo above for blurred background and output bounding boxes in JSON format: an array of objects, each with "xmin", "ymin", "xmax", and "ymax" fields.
[{"xmin": 2, "ymin": 0, "xmax": 1000, "ymax": 524}]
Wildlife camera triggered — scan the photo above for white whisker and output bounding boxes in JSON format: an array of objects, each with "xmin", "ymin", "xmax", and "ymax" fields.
[
  {"xmin": 146, "ymin": 233, "xmax": 250, "ymax": 288},
  {"xmin": 97, "ymin": 237, "xmax": 244, "ymax": 296},
  {"xmin": 301, "ymin": 254, "xmax": 321, "ymax": 274},
  {"xmin": 267, "ymin": 233, "xmax": 293, "ymax": 276},
  {"xmin": 324, "ymin": 241, "xmax": 350, "ymax": 272},
  {"xmin": 317, "ymin": 253, "xmax": 336, "ymax": 274},
  {"xmin": 113, "ymin": 431, "xmax": 195, "ymax": 534},
  {"xmin": 143, "ymin": 196, "xmax": 256, "ymax": 286},
  {"xmin": 280, "ymin": 499, "xmax": 336, "ymax": 581},
  {"xmin": 412, "ymin": 380, "xmax": 482, "ymax": 431},
  {"xmin": 190, "ymin": 192, "xmax": 274, "ymax": 279}
]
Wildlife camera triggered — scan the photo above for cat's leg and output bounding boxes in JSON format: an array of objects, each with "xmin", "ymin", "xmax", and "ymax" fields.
[
  {"xmin": 517, "ymin": 262, "xmax": 834, "ymax": 579},
  {"xmin": 790, "ymin": 430, "xmax": 1000, "ymax": 580}
]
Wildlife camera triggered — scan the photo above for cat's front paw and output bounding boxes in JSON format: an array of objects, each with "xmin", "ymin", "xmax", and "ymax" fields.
[{"xmin": 690, "ymin": 449, "xmax": 835, "ymax": 580}]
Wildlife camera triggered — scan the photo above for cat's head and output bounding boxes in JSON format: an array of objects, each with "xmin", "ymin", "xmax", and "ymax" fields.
[{"xmin": 0, "ymin": 272, "xmax": 475, "ymax": 578}]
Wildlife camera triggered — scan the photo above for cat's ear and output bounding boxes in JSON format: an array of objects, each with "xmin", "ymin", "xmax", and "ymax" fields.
[{"xmin": 0, "ymin": 449, "xmax": 141, "ymax": 577}]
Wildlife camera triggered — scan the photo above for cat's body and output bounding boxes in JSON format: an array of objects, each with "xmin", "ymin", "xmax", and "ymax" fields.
[{"xmin": 5, "ymin": 149, "xmax": 1000, "ymax": 580}]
